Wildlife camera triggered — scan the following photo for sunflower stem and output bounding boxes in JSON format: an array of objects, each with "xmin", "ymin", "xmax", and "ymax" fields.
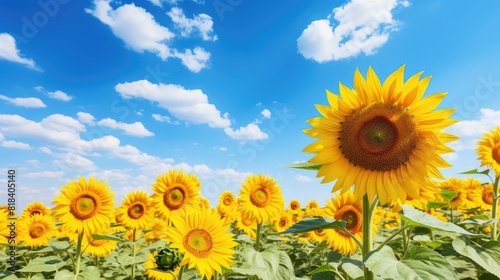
[
  {"xmin": 255, "ymin": 223, "xmax": 263, "ymax": 251},
  {"xmin": 362, "ymin": 195, "xmax": 374, "ymax": 280},
  {"xmin": 375, "ymin": 225, "xmax": 410, "ymax": 251},
  {"xmin": 75, "ymin": 231, "xmax": 84, "ymax": 276},
  {"xmin": 491, "ymin": 176, "xmax": 499, "ymax": 241},
  {"xmin": 131, "ymin": 228, "xmax": 136, "ymax": 280}
]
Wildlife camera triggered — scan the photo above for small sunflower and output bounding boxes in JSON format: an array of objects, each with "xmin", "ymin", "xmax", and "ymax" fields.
[
  {"xmin": 305, "ymin": 200, "xmax": 322, "ymax": 216},
  {"xmin": 307, "ymin": 229, "xmax": 328, "ymax": 244},
  {"xmin": 477, "ymin": 126, "xmax": 500, "ymax": 176},
  {"xmin": 118, "ymin": 191, "xmax": 154, "ymax": 230},
  {"xmin": 144, "ymin": 253, "xmax": 180, "ymax": 280},
  {"xmin": 81, "ymin": 231, "xmax": 117, "ymax": 257},
  {"xmin": 238, "ymin": 174, "xmax": 284, "ymax": 224},
  {"xmin": 166, "ymin": 209, "xmax": 237, "ymax": 280},
  {"xmin": 288, "ymin": 199, "xmax": 301, "ymax": 215},
  {"xmin": 303, "ymin": 66, "xmax": 457, "ymax": 205},
  {"xmin": 144, "ymin": 218, "xmax": 168, "ymax": 243},
  {"xmin": 199, "ymin": 197, "xmax": 210, "ymax": 209},
  {"xmin": 21, "ymin": 202, "xmax": 51, "ymax": 219},
  {"xmin": 151, "ymin": 170, "xmax": 201, "ymax": 220},
  {"xmin": 439, "ymin": 177, "xmax": 474, "ymax": 210},
  {"xmin": 274, "ymin": 211, "xmax": 293, "ymax": 233},
  {"xmin": 17, "ymin": 214, "xmax": 57, "ymax": 249},
  {"xmin": 217, "ymin": 191, "xmax": 237, "ymax": 217},
  {"xmin": 235, "ymin": 212, "xmax": 257, "ymax": 239},
  {"xmin": 52, "ymin": 176, "xmax": 115, "ymax": 234},
  {"xmin": 470, "ymin": 183, "xmax": 497, "ymax": 212},
  {"xmin": 426, "ymin": 208, "xmax": 447, "ymax": 222},
  {"xmin": 324, "ymin": 191, "xmax": 363, "ymax": 255},
  {"xmin": 403, "ymin": 182, "xmax": 438, "ymax": 210}
]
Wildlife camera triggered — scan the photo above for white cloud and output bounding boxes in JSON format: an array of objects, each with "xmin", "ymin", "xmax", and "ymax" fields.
[
  {"xmin": 96, "ymin": 118, "xmax": 154, "ymax": 137},
  {"xmin": 0, "ymin": 95, "xmax": 46, "ymax": 108},
  {"xmin": 89, "ymin": 169, "xmax": 132, "ymax": 181},
  {"xmin": 214, "ymin": 146, "xmax": 227, "ymax": 151},
  {"xmin": 446, "ymin": 108, "xmax": 500, "ymax": 151},
  {"xmin": 172, "ymin": 47, "xmax": 210, "ymax": 73},
  {"xmin": 0, "ymin": 33, "xmax": 40, "ymax": 70},
  {"xmin": 48, "ymin": 90, "xmax": 72, "ymax": 101},
  {"xmin": 295, "ymin": 174, "xmax": 315, "ymax": 183},
  {"xmin": 0, "ymin": 132, "xmax": 3, "ymax": 141},
  {"xmin": 86, "ymin": 0, "xmax": 211, "ymax": 72},
  {"xmin": 297, "ymin": 0, "xmax": 408, "ymax": 62},
  {"xmin": 77, "ymin": 112, "xmax": 96, "ymax": 125},
  {"xmin": 116, "ymin": 80, "xmax": 230, "ymax": 128},
  {"xmin": 24, "ymin": 171, "xmax": 65, "ymax": 178},
  {"xmin": 167, "ymin": 7, "xmax": 217, "ymax": 41},
  {"xmin": 224, "ymin": 123, "xmax": 268, "ymax": 140},
  {"xmin": 152, "ymin": 113, "xmax": 179, "ymax": 124},
  {"xmin": 1, "ymin": 140, "xmax": 32, "ymax": 150},
  {"xmin": 261, "ymin": 109, "xmax": 271, "ymax": 119}
]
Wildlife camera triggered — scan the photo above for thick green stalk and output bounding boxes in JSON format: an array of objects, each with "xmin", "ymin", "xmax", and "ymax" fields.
[
  {"xmin": 255, "ymin": 223, "xmax": 263, "ymax": 251},
  {"xmin": 131, "ymin": 229, "xmax": 136, "ymax": 279},
  {"xmin": 492, "ymin": 176, "xmax": 499, "ymax": 241},
  {"xmin": 75, "ymin": 232, "xmax": 84, "ymax": 275},
  {"xmin": 362, "ymin": 195, "xmax": 375, "ymax": 280}
]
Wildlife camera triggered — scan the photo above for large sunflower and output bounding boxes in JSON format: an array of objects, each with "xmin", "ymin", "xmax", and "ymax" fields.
[
  {"xmin": 303, "ymin": 66, "xmax": 457, "ymax": 205},
  {"xmin": 17, "ymin": 214, "xmax": 57, "ymax": 249},
  {"xmin": 477, "ymin": 126, "xmax": 500, "ymax": 176},
  {"xmin": 238, "ymin": 174, "xmax": 284, "ymax": 224},
  {"xmin": 151, "ymin": 170, "xmax": 201, "ymax": 220},
  {"xmin": 118, "ymin": 190, "xmax": 154, "ymax": 230},
  {"xmin": 323, "ymin": 191, "xmax": 363, "ymax": 255},
  {"xmin": 166, "ymin": 209, "xmax": 237, "ymax": 280},
  {"xmin": 52, "ymin": 176, "xmax": 115, "ymax": 234}
]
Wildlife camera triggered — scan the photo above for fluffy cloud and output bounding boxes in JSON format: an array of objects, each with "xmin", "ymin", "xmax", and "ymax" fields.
[
  {"xmin": 0, "ymin": 33, "xmax": 40, "ymax": 70},
  {"xmin": 297, "ymin": 0, "xmax": 409, "ymax": 62},
  {"xmin": 167, "ymin": 7, "xmax": 217, "ymax": 41},
  {"xmin": 295, "ymin": 174, "xmax": 315, "ymax": 183},
  {"xmin": 86, "ymin": 0, "xmax": 211, "ymax": 72},
  {"xmin": 224, "ymin": 123, "xmax": 268, "ymax": 140},
  {"xmin": 152, "ymin": 113, "xmax": 179, "ymax": 124},
  {"xmin": 24, "ymin": 171, "xmax": 65, "ymax": 178},
  {"xmin": 261, "ymin": 109, "xmax": 271, "ymax": 119},
  {"xmin": 77, "ymin": 112, "xmax": 96, "ymax": 125},
  {"xmin": 0, "ymin": 95, "xmax": 46, "ymax": 108},
  {"xmin": 116, "ymin": 80, "xmax": 231, "ymax": 128},
  {"xmin": 1, "ymin": 140, "xmax": 32, "ymax": 150},
  {"xmin": 48, "ymin": 90, "xmax": 72, "ymax": 101},
  {"xmin": 96, "ymin": 118, "xmax": 154, "ymax": 137}
]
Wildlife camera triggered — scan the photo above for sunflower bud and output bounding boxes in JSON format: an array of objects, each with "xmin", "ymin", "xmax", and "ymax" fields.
[{"xmin": 155, "ymin": 247, "xmax": 182, "ymax": 271}]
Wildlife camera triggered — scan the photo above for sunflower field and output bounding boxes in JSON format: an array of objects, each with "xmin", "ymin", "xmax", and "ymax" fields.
[{"xmin": 2, "ymin": 66, "xmax": 500, "ymax": 280}]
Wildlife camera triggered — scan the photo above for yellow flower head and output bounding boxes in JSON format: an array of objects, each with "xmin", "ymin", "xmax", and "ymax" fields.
[
  {"xmin": 52, "ymin": 176, "xmax": 115, "ymax": 234},
  {"xmin": 151, "ymin": 170, "xmax": 201, "ymax": 220},
  {"xmin": 217, "ymin": 191, "xmax": 237, "ymax": 217},
  {"xmin": 303, "ymin": 66, "xmax": 457, "ymax": 205},
  {"xmin": 288, "ymin": 199, "xmax": 301, "ymax": 215},
  {"xmin": 235, "ymin": 212, "xmax": 257, "ymax": 239},
  {"xmin": 166, "ymin": 209, "xmax": 237, "ymax": 280},
  {"xmin": 477, "ymin": 126, "xmax": 500, "ymax": 176},
  {"xmin": 238, "ymin": 174, "xmax": 284, "ymax": 224},
  {"xmin": 81, "ymin": 231, "xmax": 117, "ymax": 257},
  {"xmin": 118, "ymin": 190, "xmax": 154, "ymax": 230},
  {"xmin": 18, "ymin": 214, "xmax": 57, "ymax": 249},
  {"xmin": 21, "ymin": 201, "xmax": 51, "ymax": 219}
]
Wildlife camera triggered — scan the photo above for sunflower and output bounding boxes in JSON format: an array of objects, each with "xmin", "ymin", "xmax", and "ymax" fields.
[
  {"xmin": 199, "ymin": 197, "xmax": 210, "ymax": 210},
  {"xmin": 288, "ymin": 199, "xmax": 301, "ymax": 215},
  {"xmin": 303, "ymin": 66, "xmax": 457, "ymax": 205},
  {"xmin": 151, "ymin": 170, "xmax": 201, "ymax": 220},
  {"xmin": 21, "ymin": 202, "xmax": 51, "ymax": 219},
  {"xmin": 17, "ymin": 214, "xmax": 57, "ymax": 248},
  {"xmin": 0, "ymin": 207, "xmax": 10, "ymax": 244},
  {"xmin": 426, "ymin": 208, "xmax": 448, "ymax": 222},
  {"xmin": 166, "ymin": 209, "xmax": 237, "ymax": 280},
  {"xmin": 81, "ymin": 231, "xmax": 117, "ymax": 257},
  {"xmin": 307, "ymin": 228, "xmax": 328, "ymax": 244},
  {"xmin": 144, "ymin": 218, "xmax": 168, "ymax": 243},
  {"xmin": 323, "ymin": 191, "xmax": 363, "ymax": 255},
  {"xmin": 235, "ymin": 212, "xmax": 257, "ymax": 239},
  {"xmin": 439, "ymin": 177, "xmax": 473, "ymax": 210},
  {"xmin": 52, "ymin": 176, "xmax": 115, "ymax": 234},
  {"xmin": 118, "ymin": 191, "xmax": 154, "ymax": 230},
  {"xmin": 403, "ymin": 182, "xmax": 438, "ymax": 210},
  {"xmin": 477, "ymin": 126, "xmax": 500, "ymax": 176},
  {"xmin": 217, "ymin": 191, "xmax": 237, "ymax": 217},
  {"xmin": 470, "ymin": 183, "xmax": 497, "ymax": 212},
  {"xmin": 238, "ymin": 174, "xmax": 284, "ymax": 224},
  {"xmin": 144, "ymin": 253, "xmax": 180, "ymax": 280},
  {"xmin": 274, "ymin": 211, "xmax": 293, "ymax": 233},
  {"xmin": 305, "ymin": 200, "xmax": 322, "ymax": 216}
]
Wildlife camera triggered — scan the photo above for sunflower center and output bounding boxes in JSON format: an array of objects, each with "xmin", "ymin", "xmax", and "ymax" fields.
[
  {"xmin": 314, "ymin": 229, "xmax": 326, "ymax": 237},
  {"xmin": 128, "ymin": 202, "xmax": 146, "ymax": 219},
  {"xmin": 70, "ymin": 194, "xmax": 99, "ymax": 220},
  {"xmin": 335, "ymin": 205, "xmax": 362, "ymax": 234},
  {"xmin": 29, "ymin": 223, "xmax": 46, "ymax": 238},
  {"xmin": 30, "ymin": 210, "xmax": 42, "ymax": 217},
  {"xmin": 183, "ymin": 229, "xmax": 213, "ymax": 258},
  {"xmin": 164, "ymin": 185, "xmax": 187, "ymax": 210},
  {"xmin": 492, "ymin": 144, "xmax": 500, "ymax": 165},
  {"xmin": 250, "ymin": 187, "xmax": 270, "ymax": 207},
  {"xmin": 279, "ymin": 219, "xmax": 287, "ymax": 228},
  {"xmin": 223, "ymin": 197, "xmax": 233, "ymax": 206},
  {"xmin": 340, "ymin": 103, "xmax": 417, "ymax": 171},
  {"xmin": 291, "ymin": 203, "xmax": 299, "ymax": 211},
  {"xmin": 115, "ymin": 214, "xmax": 124, "ymax": 223},
  {"xmin": 482, "ymin": 189, "xmax": 493, "ymax": 205}
]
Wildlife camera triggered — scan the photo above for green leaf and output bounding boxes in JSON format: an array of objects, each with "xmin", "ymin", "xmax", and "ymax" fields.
[
  {"xmin": 479, "ymin": 273, "xmax": 500, "ymax": 280},
  {"xmin": 365, "ymin": 246, "xmax": 458, "ymax": 280},
  {"xmin": 231, "ymin": 264, "xmax": 266, "ymax": 276},
  {"xmin": 441, "ymin": 189, "xmax": 458, "ymax": 202},
  {"xmin": 17, "ymin": 256, "xmax": 66, "ymax": 273},
  {"xmin": 275, "ymin": 250, "xmax": 295, "ymax": 280},
  {"xmin": 91, "ymin": 233, "xmax": 126, "ymax": 242},
  {"xmin": 427, "ymin": 201, "xmax": 449, "ymax": 209},
  {"xmin": 116, "ymin": 248, "xmax": 149, "ymax": 266},
  {"xmin": 283, "ymin": 162, "xmax": 322, "ymax": 171},
  {"xmin": 273, "ymin": 217, "xmax": 347, "ymax": 234},
  {"xmin": 453, "ymin": 238, "xmax": 500, "ymax": 278},
  {"xmin": 401, "ymin": 205, "xmax": 479, "ymax": 236},
  {"xmin": 460, "ymin": 168, "xmax": 490, "ymax": 176},
  {"xmin": 311, "ymin": 263, "xmax": 338, "ymax": 275},
  {"xmin": 240, "ymin": 245, "xmax": 279, "ymax": 280},
  {"xmin": 341, "ymin": 258, "xmax": 363, "ymax": 279}
]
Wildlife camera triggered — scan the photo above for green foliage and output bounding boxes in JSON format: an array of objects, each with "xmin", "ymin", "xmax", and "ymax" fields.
[
  {"xmin": 273, "ymin": 217, "xmax": 347, "ymax": 235},
  {"xmin": 452, "ymin": 237, "xmax": 500, "ymax": 278},
  {"xmin": 283, "ymin": 162, "xmax": 322, "ymax": 171}
]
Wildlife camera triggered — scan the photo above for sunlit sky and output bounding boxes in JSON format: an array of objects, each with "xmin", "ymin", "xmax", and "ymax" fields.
[{"xmin": 1, "ymin": 0, "xmax": 500, "ymax": 211}]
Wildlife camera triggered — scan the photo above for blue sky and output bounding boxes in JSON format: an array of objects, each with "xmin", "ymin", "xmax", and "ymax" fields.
[{"xmin": 1, "ymin": 0, "xmax": 500, "ymax": 211}]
